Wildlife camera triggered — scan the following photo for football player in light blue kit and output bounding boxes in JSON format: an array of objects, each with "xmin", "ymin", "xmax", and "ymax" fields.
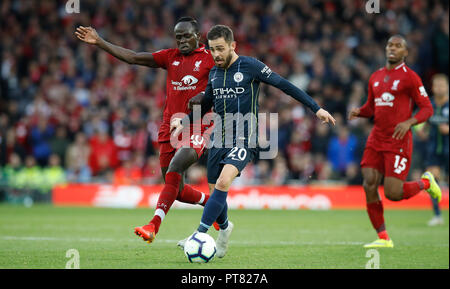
[{"xmin": 172, "ymin": 25, "xmax": 335, "ymax": 258}]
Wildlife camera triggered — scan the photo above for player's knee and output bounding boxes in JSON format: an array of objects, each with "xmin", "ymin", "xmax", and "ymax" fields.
[
  {"xmin": 215, "ymin": 176, "xmax": 232, "ymax": 191},
  {"xmin": 167, "ymin": 162, "xmax": 184, "ymax": 175},
  {"xmin": 384, "ymin": 187, "xmax": 403, "ymax": 201},
  {"xmin": 168, "ymin": 148, "xmax": 197, "ymax": 174},
  {"xmin": 363, "ymin": 178, "xmax": 377, "ymax": 193},
  {"xmin": 384, "ymin": 192, "xmax": 402, "ymax": 202}
]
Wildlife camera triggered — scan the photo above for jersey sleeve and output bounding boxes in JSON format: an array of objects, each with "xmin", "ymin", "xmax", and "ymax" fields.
[
  {"xmin": 151, "ymin": 49, "xmax": 171, "ymax": 69},
  {"xmin": 250, "ymin": 58, "xmax": 321, "ymax": 113},
  {"xmin": 358, "ymin": 75, "xmax": 375, "ymax": 118},
  {"xmin": 184, "ymin": 77, "xmax": 214, "ymax": 125},
  {"xmin": 409, "ymin": 71, "xmax": 433, "ymax": 124}
]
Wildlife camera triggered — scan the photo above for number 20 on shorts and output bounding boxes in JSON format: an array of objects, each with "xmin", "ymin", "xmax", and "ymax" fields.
[{"xmin": 228, "ymin": 147, "xmax": 248, "ymax": 161}]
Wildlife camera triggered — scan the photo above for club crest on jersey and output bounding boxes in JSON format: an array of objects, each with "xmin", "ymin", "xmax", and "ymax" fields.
[
  {"xmin": 234, "ymin": 72, "xmax": 244, "ymax": 83},
  {"xmin": 391, "ymin": 80, "xmax": 400, "ymax": 91},
  {"xmin": 194, "ymin": 60, "xmax": 202, "ymax": 71}
]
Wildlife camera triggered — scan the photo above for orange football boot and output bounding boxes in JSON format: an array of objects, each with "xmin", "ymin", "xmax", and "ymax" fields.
[{"xmin": 134, "ymin": 223, "xmax": 156, "ymax": 244}]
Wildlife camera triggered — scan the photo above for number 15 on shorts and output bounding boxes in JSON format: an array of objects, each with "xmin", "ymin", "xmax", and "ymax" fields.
[{"xmin": 393, "ymin": 155, "xmax": 407, "ymax": 174}]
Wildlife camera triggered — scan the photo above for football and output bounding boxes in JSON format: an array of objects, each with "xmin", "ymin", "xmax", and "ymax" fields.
[{"xmin": 184, "ymin": 232, "xmax": 217, "ymax": 263}]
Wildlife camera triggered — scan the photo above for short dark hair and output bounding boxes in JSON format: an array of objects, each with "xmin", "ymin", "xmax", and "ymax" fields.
[
  {"xmin": 176, "ymin": 16, "xmax": 199, "ymax": 33},
  {"xmin": 207, "ymin": 25, "xmax": 234, "ymax": 43},
  {"xmin": 389, "ymin": 34, "xmax": 408, "ymax": 49}
]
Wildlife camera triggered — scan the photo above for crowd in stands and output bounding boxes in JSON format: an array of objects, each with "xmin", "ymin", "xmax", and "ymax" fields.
[{"xmin": 0, "ymin": 0, "xmax": 448, "ymax": 200}]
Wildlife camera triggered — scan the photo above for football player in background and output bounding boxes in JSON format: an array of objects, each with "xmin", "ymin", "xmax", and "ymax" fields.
[{"xmin": 349, "ymin": 35, "xmax": 442, "ymax": 248}]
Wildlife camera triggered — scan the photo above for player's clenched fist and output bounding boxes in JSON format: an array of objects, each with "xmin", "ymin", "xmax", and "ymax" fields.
[
  {"xmin": 188, "ymin": 92, "xmax": 205, "ymax": 110},
  {"xmin": 75, "ymin": 26, "xmax": 100, "ymax": 45},
  {"xmin": 348, "ymin": 107, "xmax": 360, "ymax": 120}
]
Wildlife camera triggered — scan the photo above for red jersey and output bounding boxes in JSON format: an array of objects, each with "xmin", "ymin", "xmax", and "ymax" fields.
[
  {"xmin": 152, "ymin": 44, "xmax": 215, "ymax": 142},
  {"xmin": 359, "ymin": 63, "xmax": 433, "ymax": 152}
]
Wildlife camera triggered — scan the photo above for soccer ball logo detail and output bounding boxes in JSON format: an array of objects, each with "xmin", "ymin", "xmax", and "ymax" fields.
[{"xmin": 184, "ymin": 232, "xmax": 217, "ymax": 263}]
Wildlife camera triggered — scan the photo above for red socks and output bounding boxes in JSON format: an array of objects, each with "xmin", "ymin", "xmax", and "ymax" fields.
[
  {"xmin": 149, "ymin": 173, "xmax": 211, "ymax": 234},
  {"xmin": 366, "ymin": 201, "xmax": 390, "ymax": 240},
  {"xmin": 402, "ymin": 178, "xmax": 430, "ymax": 199},
  {"xmin": 177, "ymin": 185, "xmax": 210, "ymax": 206},
  {"xmin": 366, "ymin": 179, "xmax": 431, "ymax": 241},
  {"xmin": 150, "ymin": 172, "xmax": 181, "ymax": 234}
]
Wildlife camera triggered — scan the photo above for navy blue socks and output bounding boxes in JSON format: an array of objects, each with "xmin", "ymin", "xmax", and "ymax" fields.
[{"xmin": 198, "ymin": 188, "xmax": 228, "ymax": 232}]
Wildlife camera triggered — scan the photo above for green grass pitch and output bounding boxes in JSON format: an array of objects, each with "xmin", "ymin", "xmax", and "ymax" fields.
[{"xmin": 0, "ymin": 204, "xmax": 448, "ymax": 269}]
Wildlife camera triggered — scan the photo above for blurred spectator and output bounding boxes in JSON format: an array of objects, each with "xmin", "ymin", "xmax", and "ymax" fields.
[
  {"xmin": 66, "ymin": 132, "xmax": 92, "ymax": 183},
  {"xmin": 345, "ymin": 163, "xmax": 364, "ymax": 185},
  {"xmin": 327, "ymin": 126, "xmax": 358, "ymax": 176},
  {"xmin": 270, "ymin": 156, "xmax": 289, "ymax": 185},
  {"xmin": 15, "ymin": 155, "xmax": 43, "ymax": 198},
  {"xmin": 49, "ymin": 126, "xmax": 71, "ymax": 167},
  {"xmin": 41, "ymin": 154, "xmax": 67, "ymax": 194},
  {"xmin": 113, "ymin": 156, "xmax": 143, "ymax": 185},
  {"xmin": 186, "ymin": 165, "xmax": 208, "ymax": 186},
  {"xmin": 254, "ymin": 160, "xmax": 271, "ymax": 185},
  {"xmin": 0, "ymin": 153, "xmax": 22, "ymax": 192},
  {"xmin": 142, "ymin": 155, "xmax": 163, "ymax": 184},
  {"xmin": 88, "ymin": 129, "xmax": 119, "ymax": 176},
  {"xmin": 29, "ymin": 117, "xmax": 54, "ymax": 166}
]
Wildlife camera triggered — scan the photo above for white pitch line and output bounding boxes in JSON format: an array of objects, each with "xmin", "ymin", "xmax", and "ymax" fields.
[
  {"xmin": 1, "ymin": 236, "xmax": 448, "ymax": 247},
  {"xmin": 0, "ymin": 235, "xmax": 363, "ymax": 246}
]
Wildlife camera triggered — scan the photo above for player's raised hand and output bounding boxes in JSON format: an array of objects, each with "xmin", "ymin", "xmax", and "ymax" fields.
[
  {"xmin": 348, "ymin": 107, "xmax": 360, "ymax": 120},
  {"xmin": 316, "ymin": 108, "xmax": 336, "ymax": 125},
  {"xmin": 75, "ymin": 26, "xmax": 100, "ymax": 45},
  {"xmin": 170, "ymin": 117, "xmax": 184, "ymax": 138}
]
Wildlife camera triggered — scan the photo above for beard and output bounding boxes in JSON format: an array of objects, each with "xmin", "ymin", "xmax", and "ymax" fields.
[{"xmin": 217, "ymin": 52, "xmax": 233, "ymax": 68}]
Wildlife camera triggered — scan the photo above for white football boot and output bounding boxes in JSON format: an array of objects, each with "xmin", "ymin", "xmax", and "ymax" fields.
[
  {"xmin": 177, "ymin": 236, "xmax": 188, "ymax": 250},
  {"xmin": 216, "ymin": 221, "xmax": 234, "ymax": 258}
]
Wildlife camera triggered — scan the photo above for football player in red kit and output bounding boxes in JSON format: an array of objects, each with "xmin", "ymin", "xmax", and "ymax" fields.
[
  {"xmin": 76, "ymin": 17, "xmax": 218, "ymax": 244},
  {"xmin": 348, "ymin": 35, "xmax": 442, "ymax": 248}
]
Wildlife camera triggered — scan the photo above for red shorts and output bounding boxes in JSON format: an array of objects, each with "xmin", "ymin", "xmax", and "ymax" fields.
[
  {"xmin": 360, "ymin": 146, "xmax": 411, "ymax": 181},
  {"xmin": 159, "ymin": 124, "xmax": 213, "ymax": 168}
]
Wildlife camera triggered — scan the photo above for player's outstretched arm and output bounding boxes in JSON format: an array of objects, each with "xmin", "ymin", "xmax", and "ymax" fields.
[
  {"xmin": 75, "ymin": 26, "xmax": 158, "ymax": 68},
  {"xmin": 269, "ymin": 77, "xmax": 336, "ymax": 125}
]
